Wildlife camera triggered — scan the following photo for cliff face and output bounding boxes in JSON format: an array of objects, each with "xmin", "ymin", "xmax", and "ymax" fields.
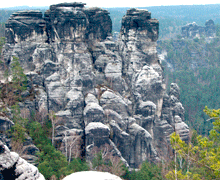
[{"xmin": 1, "ymin": 3, "xmax": 189, "ymax": 168}]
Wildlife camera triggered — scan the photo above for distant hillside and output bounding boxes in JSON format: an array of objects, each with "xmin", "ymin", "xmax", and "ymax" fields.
[
  {"xmin": 107, "ymin": 4, "xmax": 220, "ymax": 39},
  {"xmin": 157, "ymin": 37, "xmax": 220, "ymax": 135}
]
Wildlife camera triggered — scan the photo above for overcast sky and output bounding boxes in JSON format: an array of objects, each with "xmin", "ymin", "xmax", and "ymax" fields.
[{"xmin": 0, "ymin": 0, "xmax": 220, "ymax": 8}]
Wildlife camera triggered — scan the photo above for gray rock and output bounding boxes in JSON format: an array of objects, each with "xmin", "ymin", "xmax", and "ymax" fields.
[
  {"xmin": 5, "ymin": 10, "xmax": 47, "ymax": 43},
  {"xmin": 0, "ymin": 141, "xmax": 45, "ymax": 180},
  {"xmin": 84, "ymin": 103, "xmax": 105, "ymax": 126},
  {"xmin": 174, "ymin": 115, "xmax": 189, "ymax": 142},
  {"xmin": 85, "ymin": 122, "xmax": 110, "ymax": 147},
  {"xmin": 100, "ymin": 90, "xmax": 130, "ymax": 120},
  {"xmin": 128, "ymin": 122, "xmax": 156, "ymax": 167},
  {"xmin": 181, "ymin": 20, "xmax": 216, "ymax": 39},
  {"xmin": 1, "ymin": 4, "xmax": 190, "ymax": 168},
  {"xmin": 85, "ymin": 93, "xmax": 99, "ymax": 105},
  {"xmin": 85, "ymin": 122, "xmax": 129, "ymax": 167},
  {"xmin": 169, "ymin": 83, "xmax": 180, "ymax": 99},
  {"xmin": 21, "ymin": 145, "xmax": 39, "ymax": 156},
  {"xmin": 0, "ymin": 116, "xmax": 14, "ymax": 132}
]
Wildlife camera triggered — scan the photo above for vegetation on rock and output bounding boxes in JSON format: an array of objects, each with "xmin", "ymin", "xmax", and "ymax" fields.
[
  {"xmin": 166, "ymin": 107, "xmax": 220, "ymax": 179},
  {"xmin": 0, "ymin": 4, "xmax": 220, "ymax": 180}
]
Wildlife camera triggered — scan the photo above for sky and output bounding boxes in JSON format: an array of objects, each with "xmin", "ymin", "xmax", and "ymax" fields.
[{"xmin": 0, "ymin": 0, "xmax": 220, "ymax": 8}]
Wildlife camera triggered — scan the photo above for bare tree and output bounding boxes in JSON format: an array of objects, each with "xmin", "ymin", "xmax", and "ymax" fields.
[
  {"xmin": 49, "ymin": 110, "xmax": 56, "ymax": 146},
  {"xmin": 90, "ymin": 143, "xmax": 125, "ymax": 177},
  {"xmin": 61, "ymin": 130, "xmax": 82, "ymax": 162},
  {"xmin": 68, "ymin": 135, "xmax": 81, "ymax": 164}
]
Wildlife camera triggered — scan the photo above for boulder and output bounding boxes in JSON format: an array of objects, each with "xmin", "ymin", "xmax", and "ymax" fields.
[
  {"xmin": 85, "ymin": 122, "xmax": 110, "ymax": 147},
  {"xmin": 0, "ymin": 116, "xmax": 14, "ymax": 132},
  {"xmin": 0, "ymin": 141, "xmax": 45, "ymax": 180},
  {"xmin": 84, "ymin": 103, "xmax": 105, "ymax": 126},
  {"xmin": 5, "ymin": 10, "xmax": 47, "ymax": 43}
]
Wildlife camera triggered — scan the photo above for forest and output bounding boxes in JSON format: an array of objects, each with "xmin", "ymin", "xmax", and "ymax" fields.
[
  {"xmin": 157, "ymin": 36, "xmax": 220, "ymax": 136},
  {"xmin": 0, "ymin": 4, "xmax": 220, "ymax": 180}
]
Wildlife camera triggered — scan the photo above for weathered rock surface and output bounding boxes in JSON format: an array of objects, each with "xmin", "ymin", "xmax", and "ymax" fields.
[
  {"xmin": 1, "ymin": 2, "xmax": 189, "ymax": 169},
  {"xmin": 181, "ymin": 19, "xmax": 216, "ymax": 39},
  {"xmin": 0, "ymin": 116, "xmax": 39, "ymax": 166},
  {"xmin": 0, "ymin": 141, "xmax": 45, "ymax": 180}
]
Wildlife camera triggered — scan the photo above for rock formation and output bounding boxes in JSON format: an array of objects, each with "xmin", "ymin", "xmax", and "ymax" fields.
[
  {"xmin": 0, "ymin": 2, "xmax": 189, "ymax": 169},
  {"xmin": 0, "ymin": 115, "xmax": 39, "ymax": 165},
  {"xmin": 0, "ymin": 141, "xmax": 45, "ymax": 180},
  {"xmin": 181, "ymin": 19, "xmax": 216, "ymax": 39}
]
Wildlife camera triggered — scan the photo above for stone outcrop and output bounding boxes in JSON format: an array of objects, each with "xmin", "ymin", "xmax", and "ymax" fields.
[
  {"xmin": 181, "ymin": 19, "xmax": 216, "ymax": 39},
  {"xmin": 0, "ymin": 141, "xmax": 45, "ymax": 180},
  {"xmin": 1, "ymin": 2, "xmax": 189, "ymax": 169},
  {"xmin": 0, "ymin": 116, "xmax": 14, "ymax": 148},
  {"xmin": 0, "ymin": 116, "xmax": 39, "ymax": 166}
]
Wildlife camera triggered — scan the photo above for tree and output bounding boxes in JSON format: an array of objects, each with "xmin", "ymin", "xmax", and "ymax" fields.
[
  {"xmin": 0, "ymin": 56, "xmax": 28, "ymax": 106},
  {"xmin": 7, "ymin": 103, "xmax": 28, "ymax": 154},
  {"xmin": 49, "ymin": 110, "xmax": 56, "ymax": 146},
  {"xmin": 11, "ymin": 56, "xmax": 27, "ymax": 93},
  {"xmin": 37, "ymin": 144, "xmax": 68, "ymax": 179},
  {"xmin": 90, "ymin": 144, "xmax": 126, "ymax": 177},
  {"xmin": 123, "ymin": 160, "xmax": 163, "ymax": 180},
  {"xmin": 166, "ymin": 107, "xmax": 220, "ymax": 179}
]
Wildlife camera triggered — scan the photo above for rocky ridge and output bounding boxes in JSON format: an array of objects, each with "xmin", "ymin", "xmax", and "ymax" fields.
[
  {"xmin": 181, "ymin": 19, "xmax": 216, "ymax": 39},
  {"xmin": 0, "ymin": 2, "xmax": 189, "ymax": 169}
]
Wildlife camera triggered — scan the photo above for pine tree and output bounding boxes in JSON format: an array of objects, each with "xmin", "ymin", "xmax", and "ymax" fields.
[{"xmin": 10, "ymin": 56, "xmax": 27, "ymax": 93}]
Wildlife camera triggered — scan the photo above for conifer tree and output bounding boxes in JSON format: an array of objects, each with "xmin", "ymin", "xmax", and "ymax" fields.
[{"xmin": 10, "ymin": 56, "xmax": 27, "ymax": 94}]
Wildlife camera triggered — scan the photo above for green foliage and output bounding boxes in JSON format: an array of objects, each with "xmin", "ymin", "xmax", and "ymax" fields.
[
  {"xmin": 28, "ymin": 120, "xmax": 65, "ymax": 179},
  {"xmin": 11, "ymin": 103, "xmax": 28, "ymax": 126},
  {"xmin": 123, "ymin": 161, "xmax": 163, "ymax": 180},
  {"xmin": 8, "ymin": 122, "xmax": 26, "ymax": 143},
  {"xmin": 65, "ymin": 158, "xmax": 89, "ymax": 175},
  {"xmin": 0, "ymin": 56, "xmax": 28, "ymax": 106},
  {"xmin": 28, "ymin": 120, "xmax": 89, "ymax": 179},
  {"xmin": 28, "ymin": 121, "xmax": 51, "ymax": 148},
  {"xmin": 92, "ymin": 151, "xmax": 105, "ymax": 169},
  {"xmin": 159, "ymin": 38, "xmax": 220, "ymax": 135},
  {"xmin": 107, "ymin": 4, "xmax": 220, "ymax": 39},
  {"xmin": 90, "ymin": 145, "xmax": 126, "ymax": 177},
  {"xmin": 167, "ymin": 107, "xmax": 220, "ymax": 179},
  {"xmin": 166, "ymin": 170, "xmax": 201, "ymax": 180},
  {"xmin": 11, "ymin": 56, "xmax": 27, "ymax": 93},
  {"xmin": 37, "ymin": 144, "xmax": 68, "ymax": 179},
  {"xmin": 7, "ymin": 104, "xmax": 27, "ymax": 143}
]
